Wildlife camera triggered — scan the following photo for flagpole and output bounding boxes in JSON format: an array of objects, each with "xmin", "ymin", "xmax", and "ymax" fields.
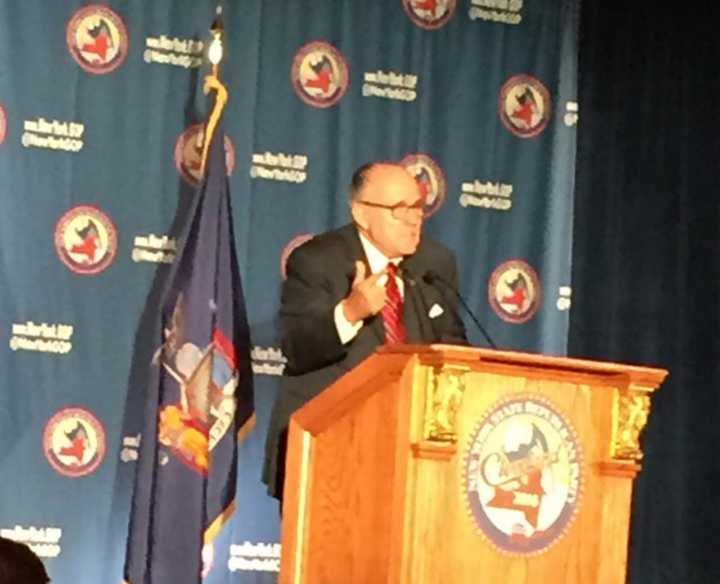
[{"xmin": 200, "ymin": 6, "xmax": 228, "ymax": 177}]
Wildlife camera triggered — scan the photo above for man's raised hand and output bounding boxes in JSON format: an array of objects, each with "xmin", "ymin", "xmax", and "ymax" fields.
[{"xmin": 341, "ymin": 260, "xmax": 387, "ymax": 324}]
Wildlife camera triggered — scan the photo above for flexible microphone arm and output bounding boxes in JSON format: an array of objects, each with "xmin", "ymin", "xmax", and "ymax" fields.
[
  {"xmin": 399, "ymin": 265, "xmax": 440, "ymax": 341},
  {"xmin": 423, "ymin": 270, "xmax": 497, "ymax": 349}
]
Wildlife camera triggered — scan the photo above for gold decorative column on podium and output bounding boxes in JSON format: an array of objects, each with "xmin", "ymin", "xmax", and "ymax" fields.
[
  {"xmin": 422, "ymin": 364, "xmax": 469, "ymax": 443},
  {"xmin": 610, "ymin": 388, "xmax": 651, "ymax": 461}
]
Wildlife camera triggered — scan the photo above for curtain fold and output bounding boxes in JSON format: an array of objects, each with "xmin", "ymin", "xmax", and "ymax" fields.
[{"xmin": 571, "ymin": 3, "xmax": 720, "ymax": 582}]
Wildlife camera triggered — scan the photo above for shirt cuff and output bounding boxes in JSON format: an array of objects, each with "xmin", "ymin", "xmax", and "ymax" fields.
[{"xmin": 334, "ymin": 301, "xmax": 363, "ymax": 344}]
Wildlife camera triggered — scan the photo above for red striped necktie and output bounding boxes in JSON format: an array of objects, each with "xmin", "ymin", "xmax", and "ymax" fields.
[{"xmin": 382, "ymin": 263, "xmax": 406, "ymax": 344}]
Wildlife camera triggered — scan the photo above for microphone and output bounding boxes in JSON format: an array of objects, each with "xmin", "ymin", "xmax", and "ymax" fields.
[
  {"xmin": 423, "ymin": 270, "xmax": 497, "ymax": 349},
  {"xmin": 399, "ymin": 265, "xmax": 440, "ymax": 341},
  {"xmin": 399, "ymin": 265, "xmax": 419, "ymax": 288}
]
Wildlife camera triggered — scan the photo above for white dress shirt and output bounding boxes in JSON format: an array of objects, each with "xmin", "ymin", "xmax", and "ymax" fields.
[{"xmin": 334, "ymin": 232, "xmax": 404, "ymax": 344}]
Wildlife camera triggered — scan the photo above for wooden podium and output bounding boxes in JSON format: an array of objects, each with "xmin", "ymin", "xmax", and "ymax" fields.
[{"xmin": 279, "ymin": 344, "xmax": 667, "ymax": 584}]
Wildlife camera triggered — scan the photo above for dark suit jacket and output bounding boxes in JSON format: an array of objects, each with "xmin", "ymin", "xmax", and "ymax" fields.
[{"xmin": 262, "ymin": 223, "xmax": 467, "ymax": 499}]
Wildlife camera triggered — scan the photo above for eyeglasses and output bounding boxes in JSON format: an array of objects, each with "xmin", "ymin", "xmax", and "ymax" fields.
[{"xmin": 357, "ymin": 199, "xmax": 425, "ymax": 221}]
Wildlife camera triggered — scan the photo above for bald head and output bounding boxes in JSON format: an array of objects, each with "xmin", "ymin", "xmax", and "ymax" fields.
[{"xmin": 350, "ymin": 162, "xmax": 416, "ymax": 202}]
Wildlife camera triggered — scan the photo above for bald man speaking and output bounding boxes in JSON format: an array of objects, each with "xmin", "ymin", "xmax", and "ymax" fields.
[{"xmin": 262, "ymin": 162, "xmax": 467, "ymax": 503}]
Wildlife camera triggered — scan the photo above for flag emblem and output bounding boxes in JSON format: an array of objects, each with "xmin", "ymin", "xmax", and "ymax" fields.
[{"xmin": 156, "ymin": 297, "xmax": 241, "ymax": 474}]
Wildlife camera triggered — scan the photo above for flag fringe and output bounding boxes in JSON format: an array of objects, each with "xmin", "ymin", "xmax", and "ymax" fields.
[{"xmin": 204, "ymin": 498, "xmax": 236, "ymax": 544}]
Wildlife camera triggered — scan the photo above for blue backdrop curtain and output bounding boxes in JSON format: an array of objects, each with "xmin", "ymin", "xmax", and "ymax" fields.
[
  {"xmin": 571, "ymin": 2, "xmax": 720, "ymax": 583},
  {"xmin": 1, "ymin": 1, "xmax": 579, "ymax": 582}
]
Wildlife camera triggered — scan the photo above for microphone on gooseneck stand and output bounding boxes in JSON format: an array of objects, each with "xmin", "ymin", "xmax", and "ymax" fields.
[
  {"xmin": 399, "ymin": 265, "xmax": 440, "ymax": 341},
  {"xmin": 423, "ymin": 270, "xmax": 498, "ymax": 349},
  {"xmin": 398, "ymin": 264, "xmax": 420, "ymax": 289}
]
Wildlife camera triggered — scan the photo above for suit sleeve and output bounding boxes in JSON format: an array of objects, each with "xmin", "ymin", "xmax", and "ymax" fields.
[{"xmin": 280, "ymin": 243, "xmax": 349, "ymax": 375}]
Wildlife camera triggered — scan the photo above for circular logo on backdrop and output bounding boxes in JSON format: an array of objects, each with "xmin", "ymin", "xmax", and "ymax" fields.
[
  {"xmin": 463, "ymin": 395, "xmax": 583, "ymax": 555},
  {"xmin": 54, "ymin": 205, "xmax": 117, "ymax": 275},
  {"xmin": 402, "ymin": 0, "xmax": 456, "ymax": 29},
  {"xmin": 291, "ymin": 41, "xmax": 349, "ymax": 108},
  {"xmin": 44, "ymin": 407, "xmax": 107, "ymax": 477},
  {"xmin": 488, "ymin": 259, "xmax": 541, "ymax": 323},
  {"xmin": 66, "ymin": 5, "xmax": 129, "ymax": 74},
  {"xmin": 499, "ymin": 75, "xmax": 551, "ymax": 138},
  {"xmin": 0, "ymin": 104, "xmax": 6, "ymax": 145},
  {"xmin": 280, "ymin": 233, "xmax": 315, "ymax": 279},
  {"xmin": 174, "ymin": 124, "xmax": 236, "ymax": 186},
  {"xmin": 399, "ymin": 153, "xmax": 446, "ymax": 217}
]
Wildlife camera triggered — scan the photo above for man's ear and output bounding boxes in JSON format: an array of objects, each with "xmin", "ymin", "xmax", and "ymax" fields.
[{"xmin": 350, "ymin": 201, "xmax": 367, "ymax": 230}]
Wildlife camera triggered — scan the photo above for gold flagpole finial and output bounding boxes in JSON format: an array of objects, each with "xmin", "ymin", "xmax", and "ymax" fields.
[
  {"xmin": 200, "ymin": 5, "xmax": 228, "ymax": 177},
  {"xmin": 208, "ymin": 6, "xmax": 224, "ymax": 77}
]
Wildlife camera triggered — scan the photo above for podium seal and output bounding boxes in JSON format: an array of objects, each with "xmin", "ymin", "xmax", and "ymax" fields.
[{"xmin": 463, "ymin": 395, "xmax": 583, "ymax": 555}]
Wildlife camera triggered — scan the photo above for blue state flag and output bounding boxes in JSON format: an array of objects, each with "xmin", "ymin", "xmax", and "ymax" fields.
[{"xmin": 123, "ymin": 108, "xmax": 254, "ymax": 583}]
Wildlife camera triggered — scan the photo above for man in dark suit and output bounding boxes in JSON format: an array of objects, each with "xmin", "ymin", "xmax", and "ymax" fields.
[{"xmin": 262, "ymin": 161, "xmax": 467, "ymax": 501}]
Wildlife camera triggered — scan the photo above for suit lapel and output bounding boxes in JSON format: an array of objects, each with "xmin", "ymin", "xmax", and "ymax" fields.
[
  {"xmin": 400, "ymin": 254, "xmax": 435, "ymax": 343},
  {"xmin": 403, "ymin": 278, "xmax": 434, "ymax": 343},
  {"xmin": 401, "ymin": 280, "xmax": 422, "ymax": 342}
]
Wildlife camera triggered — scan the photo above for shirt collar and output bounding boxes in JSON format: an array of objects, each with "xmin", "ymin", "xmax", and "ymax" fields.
[{"xmin": 358, "ymin": 231, "xmax": 402, "ymax": 274}]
